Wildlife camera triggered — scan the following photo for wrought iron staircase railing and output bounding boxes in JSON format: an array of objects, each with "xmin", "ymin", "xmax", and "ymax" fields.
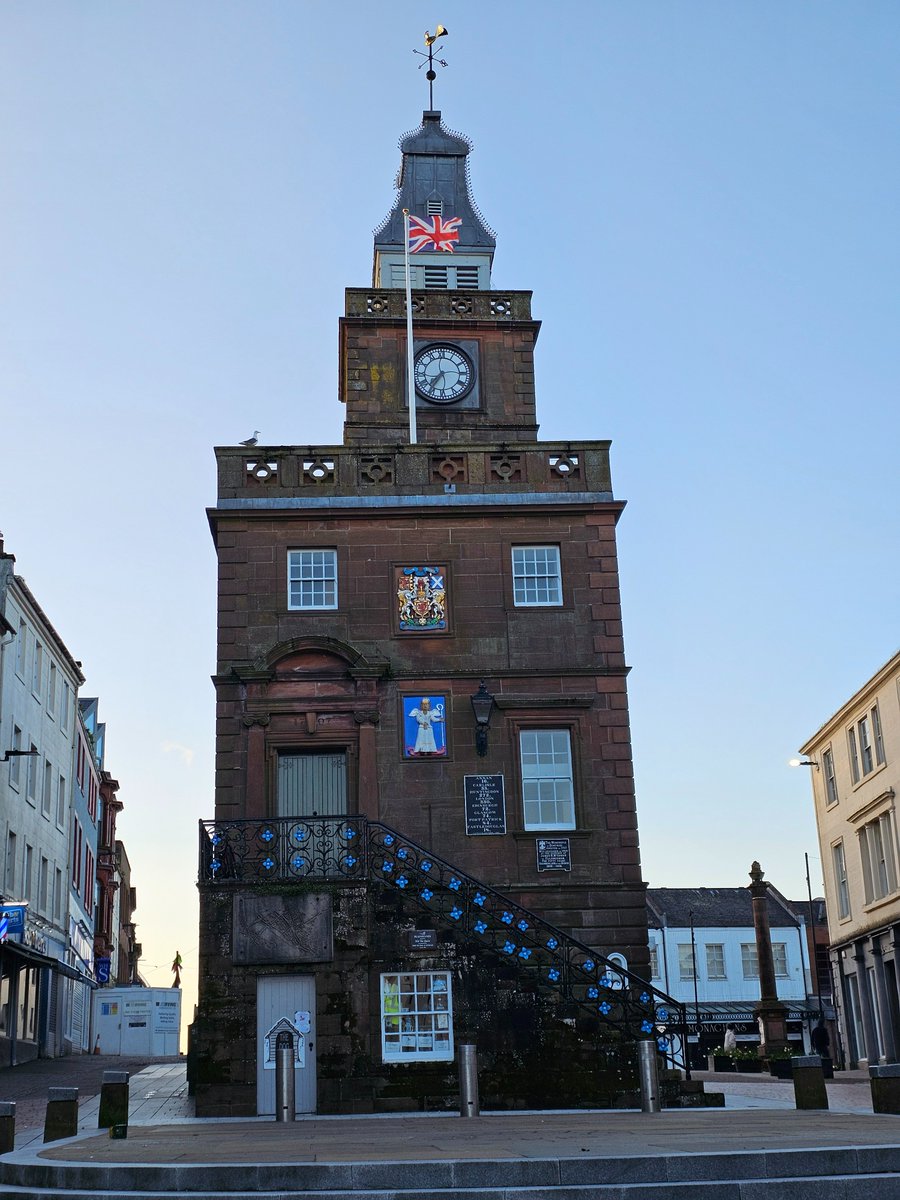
[{"xmin": 199, "ymin": 816, "xmax": 689, "ymax": 1074}]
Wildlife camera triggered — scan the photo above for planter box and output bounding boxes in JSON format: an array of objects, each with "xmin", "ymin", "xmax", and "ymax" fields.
[
  {"xmin": 708, "ymin": 1056, "xmax": 735, "ymax": 1072},
  {"xmin": 735, "ymin": 1058, "xmax": 764, "ymax": 1073},
  {"xmin": 769, "ymin": 1058, "xmax": 794, "ymax": 1079}
]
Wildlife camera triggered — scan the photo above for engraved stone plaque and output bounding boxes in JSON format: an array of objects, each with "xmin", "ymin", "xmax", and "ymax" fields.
[{"xmin": 232, "ymin": 892, "xmax": 333, "ymax": 964}]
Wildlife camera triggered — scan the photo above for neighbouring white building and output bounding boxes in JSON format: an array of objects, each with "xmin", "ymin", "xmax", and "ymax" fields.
[
  {"xmin": 647, "ymin": 884, "xmax": 825, "ymax": 1065},
  {"xmin": 0, "ymin": 536, "xmax": 91, "ymax": 1061}
]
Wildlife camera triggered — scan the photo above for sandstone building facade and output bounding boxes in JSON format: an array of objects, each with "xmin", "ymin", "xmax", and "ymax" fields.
[{"xmin": 191, "ymin": 111, "xmax": 679, "ymax": 1115}]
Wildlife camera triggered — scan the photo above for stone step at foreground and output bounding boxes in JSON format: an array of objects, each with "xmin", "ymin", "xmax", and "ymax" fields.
[
  {"xmin": 1, "ymin": 1144, "xmax": 900, "ymax": 1199},
  {"xmin": 1, "ymin": 1177, "xmax": 900, "ymax": 1200}
]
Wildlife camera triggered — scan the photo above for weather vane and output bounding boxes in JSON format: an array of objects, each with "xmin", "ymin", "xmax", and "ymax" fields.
[{"xmin": 414, "ymin": 25, "xmax": 449, "ymax": 109}]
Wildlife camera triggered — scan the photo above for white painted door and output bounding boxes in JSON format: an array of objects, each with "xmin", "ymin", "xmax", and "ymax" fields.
[{"xmin": 256, "ymin": 975, "xmax": 316, "ymax": 1115}]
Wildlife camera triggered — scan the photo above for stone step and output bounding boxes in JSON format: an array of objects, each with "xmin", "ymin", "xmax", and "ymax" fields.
[
  {"xmin": 1, "ymin": 1176, "xmax": 900, "ymax": 1200},
  {"xmin": 0, "ymin": 1146, "xmax": 899, "ymax": 1198}
]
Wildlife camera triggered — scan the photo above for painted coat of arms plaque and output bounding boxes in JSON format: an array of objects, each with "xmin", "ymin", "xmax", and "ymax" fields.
[{"xmin": 395, "ymin": 565, "xmax": 448, "ymax": 633}]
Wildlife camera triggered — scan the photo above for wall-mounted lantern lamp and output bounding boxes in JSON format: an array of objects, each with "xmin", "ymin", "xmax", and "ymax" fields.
[
  {"xmin": 2, "ymin": 749, "xmax": 38, "ymax": 763},
  {"xmin": 470, "ymin": 680, "xmax": 495, "ymax": 758}
]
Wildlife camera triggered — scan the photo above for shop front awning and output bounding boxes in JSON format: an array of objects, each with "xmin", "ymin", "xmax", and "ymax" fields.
[
  {"xmin": 0, "ymin": 942, "xmax": 96, "ymax": 986},
  {"xmin": 691, "ymin": 1001, "xmax": 823, "ymax": 1024}
]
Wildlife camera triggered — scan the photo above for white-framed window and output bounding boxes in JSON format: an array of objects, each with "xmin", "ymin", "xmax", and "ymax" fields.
[
  {"xmin": 56, "ymin": 774, "xmax": 67, "ymax": 829},
  {"xmin": 649, "ymin": 944, "xmax": 660, "ymax": 979},
  {"xmin": 15, "ymin": 620, "xmax": 27, "ymax": 679},
  {"xmin": 380, "ymin": 971, "xmax": 453, "ymax": 1063},
  {"xmin": 872, "ymin": 705, "xmax": 886, "ymax": 767},
  {"xmin": 38, "ymin": 857, "xmax": 48, "ymax": 914},
  {"xmin": 23, "ymin": 845, "xmax": 33, "ymax": 903},
  {"xmin": 287, "ymin": 549, "xmax": 338, "ymax": 610},
  {"xmin": 772, "ymin": 943, "xmax": 788, "ymax": 977},
  {"xmin": 47, "ymin": 663, "xmax": 57, "ymax": 716},
  {"xmin": 519, "ymin": 729, "xmax": 575, "ymax": 830},
  {"xmin": 32, "ymin": 641, "xmax": 43, "ymax": 697},
  {"xmin": 741, "ymin": 943, "xmax": 758, "ymax": 979},
  {"xmin": 60, "ymin": 680, "xmax": 70, "ymax": 731},
  {"xmin": 677, "ymin": 944, "xmax": 695, "ymax": 980},
  {"xmin": 41, "ymin": 759, "xmax": 53, "ymax": 818},
  {"xmin": 833, "ymin": 839, "xmax": 851, "ymax": 919},
  {"xmin": 859, "ymin": 810, "xmax": 899, "ymax": 904},
  {"xmin": 26, "ymin": 746, "xmax": 38, "ymax": 804},
  {"xmin": 849, "ymin": 705, "xmax": 886, "ymax": 783},
  {"xmin": 5, "ymin": 832, "xmax": 16, "ymax": 895},
  {"xmin": 706, "ymin": 943, "xmax": 726, "ymax": 979},
  {"xmin": 511, "ymin": 546, "xmax": 562, "ymax": 607},
  {"xmin": 823, "ymin": 747, "xmax": 838, "ymax": 806},
  {"xmin": 8, "ymin": 726, "xmax": 22, "ymax": 789}
]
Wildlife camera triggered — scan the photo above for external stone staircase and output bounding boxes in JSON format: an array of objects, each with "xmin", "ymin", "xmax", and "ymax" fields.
[{"xmin": 200, "ymin": 816, "xmax": 690, "ymax": 1074}]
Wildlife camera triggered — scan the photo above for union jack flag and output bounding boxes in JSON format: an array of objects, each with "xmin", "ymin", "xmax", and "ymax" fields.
[{"xmin": 408, "ymin": 213, "xmax": 462, "ymax": 253}]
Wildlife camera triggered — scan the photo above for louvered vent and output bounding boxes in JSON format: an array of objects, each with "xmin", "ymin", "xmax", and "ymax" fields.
[
  {"xmin": 424, "ymin": 265, "xmax": 449, "ymax": 289},
  {"xmin": 455, "ymin": 266, "xmax": 479, "ymax": 289},
  {"xmin": 426, "ymin": 199, "xmax": 443, "ymax": 215}
]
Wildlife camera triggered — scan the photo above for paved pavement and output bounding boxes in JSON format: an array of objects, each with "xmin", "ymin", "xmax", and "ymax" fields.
[
  {"xmin": 0, "ymin": 1055, "xmax": 188, "ymax": 1148},
  {"xmin": 1, "ymin": 1056, "xmax": 898, "ymax": 1167}
]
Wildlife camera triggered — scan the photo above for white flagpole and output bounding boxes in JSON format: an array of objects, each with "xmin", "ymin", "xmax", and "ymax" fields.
[{"xmin": 403, "ymin": 208, "xmax": 417, "ymax": 446}]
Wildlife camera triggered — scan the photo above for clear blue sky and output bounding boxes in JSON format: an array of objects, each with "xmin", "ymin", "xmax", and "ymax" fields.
[{"xmin": 2, "ymin": 3, "xmax": 898, "ymax": 1027}]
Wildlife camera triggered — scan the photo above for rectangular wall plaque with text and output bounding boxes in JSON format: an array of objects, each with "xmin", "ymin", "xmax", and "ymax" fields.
[
  {"xmin": 464, "ymin": 775, "xmax": 506, "ymax": 835},
  {"xmin": 536, "ymin": 838, "xmax": 572, "ymax": 872}
]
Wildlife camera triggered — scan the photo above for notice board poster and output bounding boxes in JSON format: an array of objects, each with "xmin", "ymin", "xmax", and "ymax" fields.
[{"xmin": 464, "ymin": 775, "xmax": 506, "ymax": 836}]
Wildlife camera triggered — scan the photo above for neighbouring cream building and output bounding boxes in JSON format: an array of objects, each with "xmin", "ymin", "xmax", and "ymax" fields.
[{"xmin": 800, "ymin": 650, "xmax": 900, "ymax": 1066}]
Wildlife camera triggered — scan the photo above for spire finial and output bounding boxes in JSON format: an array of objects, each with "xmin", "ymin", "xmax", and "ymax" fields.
[{"xmin": 414, "ymin": 25, "xmax": 449, "ymax": 109}]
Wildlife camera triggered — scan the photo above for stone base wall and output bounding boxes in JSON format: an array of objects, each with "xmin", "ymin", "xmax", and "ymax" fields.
[{"xmin": 190, "ymin": 881, "xmax": 642, "ymax": 1116}]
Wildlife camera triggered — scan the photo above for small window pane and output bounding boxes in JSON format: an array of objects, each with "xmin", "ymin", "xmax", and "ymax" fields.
[
  {"xmin": 287, "ymin": 550, "xmax": 338, "ymax": 610},
  {"xmin": 520, "ymin": 730, "xmax": 574, "ymax": 830},
  {"xmin": 381, "ymin": 972, "xmax": 453, "ymax": 1063},
  {"xmin": 512, "ymin": 546, "xmax": 562, "ymax": 607}
]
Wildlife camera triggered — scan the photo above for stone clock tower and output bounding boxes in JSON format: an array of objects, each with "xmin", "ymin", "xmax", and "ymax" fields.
[{"xmin": 191, "ymin": 110, "xmax": 676, "ymax": 1118}]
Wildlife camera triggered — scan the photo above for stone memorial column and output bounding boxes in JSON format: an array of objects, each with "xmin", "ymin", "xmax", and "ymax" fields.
[{"xmin": 748, "ymin": 861, "xmax": 789, "ymax": 1059}]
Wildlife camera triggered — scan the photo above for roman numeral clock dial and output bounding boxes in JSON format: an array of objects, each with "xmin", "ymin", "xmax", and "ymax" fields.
[{"xmin": 413, "ymin": 344, "xmax": 474, "ymax": 404}]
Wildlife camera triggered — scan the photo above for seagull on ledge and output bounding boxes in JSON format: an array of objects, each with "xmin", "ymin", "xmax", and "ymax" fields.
[{"xmin": 239, "ymin": 431, "xmax": 260, "ymax": 447}]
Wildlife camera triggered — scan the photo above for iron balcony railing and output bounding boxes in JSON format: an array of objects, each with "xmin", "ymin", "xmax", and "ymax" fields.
[{"xmin": 199, "ymin": 816, "xmax": 689, "ymax": 1074}]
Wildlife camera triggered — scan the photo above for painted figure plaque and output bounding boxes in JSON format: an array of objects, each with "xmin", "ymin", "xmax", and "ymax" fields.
[{"xmin": 402, "ymin": 694, "xmax": 448, "ymax": 758}]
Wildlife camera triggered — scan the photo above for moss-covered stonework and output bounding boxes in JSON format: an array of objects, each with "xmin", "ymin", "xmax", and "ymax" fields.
[{"xmin": 190, "ymin": 879, "xmax": 641, "ymax": 1116}]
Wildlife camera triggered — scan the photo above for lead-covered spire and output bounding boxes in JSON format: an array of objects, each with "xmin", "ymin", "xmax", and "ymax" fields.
[{"xmin": 373, "ymin": 111, "xmax": 496, "ymax": 290}]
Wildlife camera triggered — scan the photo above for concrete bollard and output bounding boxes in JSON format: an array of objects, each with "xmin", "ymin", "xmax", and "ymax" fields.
[
  {"xmin": 98, "ymin": 1070, "xmax": 130, "ymax": 1130},
  {"xmin": 791, "ymin": 1055, "xmax": 828, "ymax": 1110},
  {"xmin": 458, "ymin": 1043, "xmax": 479, "ymax": 1118},
  {"xmin": 43, "ymin": 1088, "xmax": 78, "ymax": 1143},
  {"xmin": 637, "ymin": 1039, "xmax": 661, "ymax": 1113},
  {"xmin": 0, "ymin": 1103, "xmax": 16, "ymax": 1154},
  {"xmin": 870, "ymin": 1064, "xmax": 900, "ymax": 1114}
]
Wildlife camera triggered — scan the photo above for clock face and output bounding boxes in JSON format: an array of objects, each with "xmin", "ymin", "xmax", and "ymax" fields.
[{"xmin": 413, "ymin": 344, "xmax": 474, "ymax": 404}]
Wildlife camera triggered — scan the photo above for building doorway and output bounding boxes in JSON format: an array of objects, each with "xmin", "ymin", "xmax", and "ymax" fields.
[{"xmin": 257, "ymin": 975, "xmax": 316, "ymax": 1115}]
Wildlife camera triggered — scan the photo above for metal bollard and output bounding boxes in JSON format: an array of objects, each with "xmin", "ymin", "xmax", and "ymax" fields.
[
  {"xmin": 637, "ymin": 1039, "xmax": 661, "ymax": 1113},
  {"xmin": 458, "ymin": 1042, "xmax": 479, "ymax": 1118},
  {"xmin": 274, "ymin": 1032, "xmax": 295, "ymax": 1123}
]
